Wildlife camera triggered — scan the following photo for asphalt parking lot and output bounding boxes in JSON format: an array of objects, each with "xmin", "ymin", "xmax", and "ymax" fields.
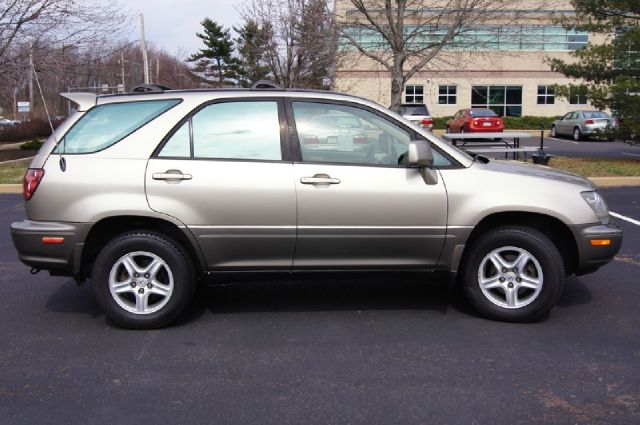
[
  {"xmin": 520, "ymin": 137, "xmax": 640, "ymax": 159},
  {"xmin": 1, "ymin": 189, "xmax": 639, "ymax": 425}
]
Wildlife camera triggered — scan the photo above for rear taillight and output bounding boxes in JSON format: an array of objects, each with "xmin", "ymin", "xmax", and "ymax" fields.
[
  {"xmin": 23, "ymin": 168, "xmax": 45, "ymax": 201},
  {"xmin": 584, "ymin": 119, "xmax": 594, "ymax": 125},
  {"xmin": 303, "ymin": 135, "xmax": 319, "ymax": 144},
  {"xmin": 615, "ymin": 118, "xmax": 621, "ymax": 126},
  {"xmin": 353, "ymin": 135, "xmax": 367, "ymax": 144},
  {"xmin": 420, "ymin": 118, "xmax": 433, "ymax": 128}
]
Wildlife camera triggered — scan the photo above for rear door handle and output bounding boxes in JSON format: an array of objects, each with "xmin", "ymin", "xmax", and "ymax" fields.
[
  {"xmin": 300, "ymin": 174, "xmax": 341, "ymax": 185},
  {"xmin": 152, "ymin": 170, "xmax": 192, "ymax": 182}
]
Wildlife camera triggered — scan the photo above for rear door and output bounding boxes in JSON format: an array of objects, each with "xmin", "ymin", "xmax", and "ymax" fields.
[
  {"xmin": 287, "ymin": 99, "xmax": 449, "ymax": 269},
  {"xmin": 145, "ymin": 98, "xmax": 296, "ymax": 270}
]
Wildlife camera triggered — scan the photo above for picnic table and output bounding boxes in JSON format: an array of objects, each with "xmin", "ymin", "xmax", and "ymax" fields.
[{"xmin": 440, "ymin": 131, "xmax": 539, "ymax": 160}]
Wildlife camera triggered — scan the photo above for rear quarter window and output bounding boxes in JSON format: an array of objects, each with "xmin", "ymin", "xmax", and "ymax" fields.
[{"xmin": 56, "ymin": 99, "xmax": 180, "ymax": 153}]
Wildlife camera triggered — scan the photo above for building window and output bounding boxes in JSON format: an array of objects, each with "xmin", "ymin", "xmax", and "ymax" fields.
[
  {"xmin": 569, "ymin": 85, "xmax": 588, "ymax": 105},
  {"xmin": 438, "ymin": 85, "xmax": 457, "ymax": 104},
  {"xmin": 471, "ymin": 85, "xmax": 522, "ymax": 117},
  {"xmin": 537, "ymin": 85, "xmax": 555, "ymax": 105},
  {"xmin": 405, "ymin": 85, "xmax": 424, "ymax": 103}
]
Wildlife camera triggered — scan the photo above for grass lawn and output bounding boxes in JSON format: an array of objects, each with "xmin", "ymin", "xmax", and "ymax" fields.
[
  {"xmin": 0, "ymin": 157, "xmax": 638, "ymax": 185},
  {"xmin": 0, "ymin": 163, "xmax": 27, "ymax": 184},
  {"xmin": 547, "ymin": 157, "xmax": 640, "ymax": 177}
]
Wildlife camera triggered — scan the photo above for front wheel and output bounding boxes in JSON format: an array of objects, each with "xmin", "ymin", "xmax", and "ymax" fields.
[
  {"xmin": 460, "ymin": 226, "xmax": 565, "ymax": 322},
  {"xmin": 92, "ymin": 232, "xmax": 195, "ymax": 329},
  {"xmin": 550, "ymin": 125, "xmax": 557, "ymax": 138}
]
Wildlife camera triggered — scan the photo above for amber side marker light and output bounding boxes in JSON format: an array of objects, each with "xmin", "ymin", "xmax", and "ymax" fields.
[
  {"xmin": 590, "ymin": 239, "xmax": 611, "ymax": 246},
  {"xmin": 42, "ymin": 237, "xmax": 64, "ymax": 244}
]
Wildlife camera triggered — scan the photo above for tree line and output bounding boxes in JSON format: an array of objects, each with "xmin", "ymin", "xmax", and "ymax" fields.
[{"xmin": 1, "ymin": 0, "xmax": 636, "ymax": 139}]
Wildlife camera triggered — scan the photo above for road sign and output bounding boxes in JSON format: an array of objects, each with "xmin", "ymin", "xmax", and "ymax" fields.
[{"xmin": 17, "ymin": 102, "xmax": 30, "ymax": 113}]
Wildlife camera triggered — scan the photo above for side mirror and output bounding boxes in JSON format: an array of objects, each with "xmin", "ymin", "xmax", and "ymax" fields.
[
  {"xmin": 408, "ymin": 140, "xmax": 434, "ymax": 168},
  {"xmin": 408, "ymin": 140, "xmax": 438, "ymax": 185}
]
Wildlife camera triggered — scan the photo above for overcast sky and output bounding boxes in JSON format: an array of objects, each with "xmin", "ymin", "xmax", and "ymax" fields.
[{"xmin": 125, "ymin": 0, "xmax": 243, "ymax": 59}]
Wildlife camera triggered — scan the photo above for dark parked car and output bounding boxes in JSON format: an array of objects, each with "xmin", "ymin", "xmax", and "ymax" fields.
[{"xmin": 446, "ymin": 108, "xmax": 504, "ymax": 133}]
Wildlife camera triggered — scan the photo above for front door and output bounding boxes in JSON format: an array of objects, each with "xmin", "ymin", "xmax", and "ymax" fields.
[
  {"xmin": 287, "ymin": 100, "xmax": 449, "ymax": 269},
  {"xmin": 146, "ymin": 98, "xmax": 296, "ymax": 270}
]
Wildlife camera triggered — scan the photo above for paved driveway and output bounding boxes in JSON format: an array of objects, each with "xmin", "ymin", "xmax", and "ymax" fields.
[{"xmin": 1, "ymin": 189, "xmax": 639, "ymax": 425}]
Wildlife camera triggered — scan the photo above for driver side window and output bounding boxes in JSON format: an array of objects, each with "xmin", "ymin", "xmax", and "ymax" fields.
[{"xmin": 292, "ymin": 101, "xmax": 411, "ymax": 166}]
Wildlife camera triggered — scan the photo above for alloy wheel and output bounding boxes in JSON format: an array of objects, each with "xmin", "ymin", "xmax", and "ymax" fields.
[{"xmin": 477, "ymin": 246, "xmax": 543, "ymax": 309}]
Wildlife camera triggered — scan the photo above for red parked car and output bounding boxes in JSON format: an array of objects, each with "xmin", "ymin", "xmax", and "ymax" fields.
[{"xmin": 446, "ymin": 108, "xmax": 504, "ymax": 133}]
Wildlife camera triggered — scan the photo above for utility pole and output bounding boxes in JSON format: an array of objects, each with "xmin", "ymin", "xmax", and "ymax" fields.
[
  {"xmin": 156, "ymin": 57, "xmax": 160, "ymax": 84},
  {"xmin": 28, "ymin": 42, "xmax": 34, "ymax": 118},
  {"xmin": 139, "ymin": 13, "xmax": 150, "ymax": 84},
  {"xmin": 120, "ymin": 50, "xmax": 126, "ymax": 91}
]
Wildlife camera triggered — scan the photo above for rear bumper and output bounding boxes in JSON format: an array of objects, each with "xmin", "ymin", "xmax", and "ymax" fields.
[
  {"xmin": 10, "ymin": 220, "xmax": 91, "ymax": 276},
  {"xmin": 571, "ymin": 223, "xmax": 623, "ymax": 275},
  {"xmin": 466, "ymin": 127, "xmax": 504, "ymax": 133}
]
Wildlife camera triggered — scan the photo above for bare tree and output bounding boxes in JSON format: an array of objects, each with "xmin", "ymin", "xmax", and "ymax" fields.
[
  {"xmin": 336, "ymin": 0, "xmax": 552, "ymax": 112},
  {"xmin": 241, "ymin": 0, "xmax": 337, "ymax": 89},
  {"xmin": 0, "ymin": 0, "xmax": 131, "ymax": 76}
]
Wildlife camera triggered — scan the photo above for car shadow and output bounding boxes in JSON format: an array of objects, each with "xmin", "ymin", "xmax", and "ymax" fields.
[
  {"xmin": 45, "ymin": 279, "xmax": 102, "ymax": 318},
  {"xmin": 44, "ymin": 275, "xmax": 594, "ymax": 327},
  {"xmin": 556, "ymin": 276, "xmax": 593, "ymax": 307},
  {"xmin": 171, "ymin": 276, "xmax": 474, "ymax": 328}
]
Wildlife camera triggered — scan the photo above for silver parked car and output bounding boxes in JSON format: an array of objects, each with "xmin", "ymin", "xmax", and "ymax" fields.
[
  {"xmin": 11, "ymin": 83, "xmax": 622, "ymax": 329},
  {"xmin": 550, "ymin": 110, "xmax": 618, "ymax": 141},
  {"xmin": 399, "ymin": 103, "xmax": 433, "ymax": 130}
]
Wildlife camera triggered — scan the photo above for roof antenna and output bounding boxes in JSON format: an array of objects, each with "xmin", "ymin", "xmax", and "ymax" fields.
[{"xmin": 31, "ymin": 58, "xmax": 66, "ymax": 172}]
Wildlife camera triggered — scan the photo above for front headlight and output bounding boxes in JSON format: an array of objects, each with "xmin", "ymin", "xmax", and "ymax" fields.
[{"xmin": 581, "ymin": 191, "xmax": 610, "ymax": 224}]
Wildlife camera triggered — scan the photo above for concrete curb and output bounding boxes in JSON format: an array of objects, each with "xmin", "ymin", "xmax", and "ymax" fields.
[{"xmin": 0, "ymin": 184, "xmax": 22, "ymax": 194}]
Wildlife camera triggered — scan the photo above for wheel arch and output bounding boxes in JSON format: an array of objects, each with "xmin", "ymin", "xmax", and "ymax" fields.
[
  {"xmin": 80, "ymin": 215, "xmax": 206, "ymax": 279},
  {"xmin": 456, "ymin": 211, "xmax": 579, "ymax": 276}
]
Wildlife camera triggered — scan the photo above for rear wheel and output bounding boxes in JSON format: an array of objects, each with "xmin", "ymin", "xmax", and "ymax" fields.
[
  {"xmin": 550, "ymin": 125, "xmax": 557, "ymax": 138},
  {"xmin": 92, "ymin": 231, "xmax": 195, "ymax": 329},
  {"xmin": 573, "ymin": 127, "xmax": 582, "ymax": 141},
  {"xmin": 460, "ymin": 226, "xmax": 565, "ymax": 322}
]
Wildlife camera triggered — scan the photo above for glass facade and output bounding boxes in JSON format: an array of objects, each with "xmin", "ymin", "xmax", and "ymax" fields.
[{"xmin": 341, "ymin": 25, "xmax": 589, "ymax": 51}]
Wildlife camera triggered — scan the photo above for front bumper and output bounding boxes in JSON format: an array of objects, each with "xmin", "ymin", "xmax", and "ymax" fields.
[
  {"xmin": 571, "ymin": 223, "xmax": 623, "ymax": 275},
  {"xmin": 10, "ymin": 220, "xmax": 91, "ymax": 276}
]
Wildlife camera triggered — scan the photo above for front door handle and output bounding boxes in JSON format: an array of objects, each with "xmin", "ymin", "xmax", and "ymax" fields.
[
  {"xmin": 300, "ymin": 174, "xmax": 341, "ymax": 186},
  {"xmin": 152, "ymin": 169, "xmax": 192, "ymax": 183}
]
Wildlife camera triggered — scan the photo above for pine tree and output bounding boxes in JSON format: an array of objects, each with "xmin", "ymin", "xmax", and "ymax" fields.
[
  {"xmin": 548, "ymin": 1, "xmax": 640, "ymax": 139},
  {"xmin": 189, "ymin": 18, "xmax": 237, "ymax": 87},
  {"xmin": 233, "ymin": 19, "xmax": 271, "ymax": 88}
]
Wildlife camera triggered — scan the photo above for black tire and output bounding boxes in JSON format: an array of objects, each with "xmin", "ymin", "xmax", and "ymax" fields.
[
  {"xmin": 92, "ymin": 231, "xmax": 196, "ymax": 329},
  {"xmin": 573, "ymin": 127, "xmax": 582, "ymax": 141},
  {"xmin": 550, "ymin": 125, "xmax": 557, "ymax": 138},
  {"xmin": 459, "ymin": 226, "xmax": 565, "ymax": 322}
]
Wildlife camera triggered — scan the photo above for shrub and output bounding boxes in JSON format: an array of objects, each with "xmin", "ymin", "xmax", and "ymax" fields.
[
  {"xmin": 432, "ymin": 115, "xmax": 560, "ymax": 130},
  {"xmin": 0, "ymin": 118, "xmax": 64, "ymax": 143},
  {"xmin": 20, "ymin": 139, "xmax": 44, "ymax": 151}
]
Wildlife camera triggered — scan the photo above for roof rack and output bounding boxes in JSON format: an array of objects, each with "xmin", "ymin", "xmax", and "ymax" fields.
[
  {"xmin": 250, "ymin": 80, "xmax": 283, "ymax": 90},
  {"xmin": 130, "ymin": 84, "xmax": 172, "ymax": 93}
]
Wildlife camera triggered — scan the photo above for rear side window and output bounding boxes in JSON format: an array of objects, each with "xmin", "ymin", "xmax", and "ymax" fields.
[{"xmin": 58, "ymin": 99, "xmax": 180, "ymax": 153}]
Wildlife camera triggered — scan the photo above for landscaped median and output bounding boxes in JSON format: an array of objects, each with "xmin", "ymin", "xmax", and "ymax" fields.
[{"xmin": 1, "ymin": 156, "xmax": 638, "ymax": 193}]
